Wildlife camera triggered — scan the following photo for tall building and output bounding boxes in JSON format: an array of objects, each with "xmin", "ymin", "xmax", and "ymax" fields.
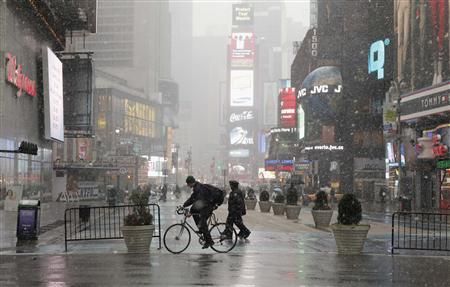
[
  {"xmin": 71, "ymin": 0, "xmax": 172, "ymax": 101},
  {"xmin": 65, "ymin": 0, "xmax": 174, "ymax": 188}
]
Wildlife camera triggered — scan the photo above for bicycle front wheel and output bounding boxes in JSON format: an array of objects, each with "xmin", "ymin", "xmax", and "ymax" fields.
[
  {"xmin": 209, "ymin": 223, "xmax": 237, "ymax": 253},
  {"xmin": 163, "ymin": 223, "xmax": 191, "ymax": 254}
]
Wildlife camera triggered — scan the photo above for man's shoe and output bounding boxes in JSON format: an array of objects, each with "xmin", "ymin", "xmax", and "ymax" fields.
[
  {"xmin": 243, "ymin": 231, "xmax": 251, "ymax": 239},
  {"xmin": 202, "ymin": 241, "xmax": 214, "ymax": 249}
]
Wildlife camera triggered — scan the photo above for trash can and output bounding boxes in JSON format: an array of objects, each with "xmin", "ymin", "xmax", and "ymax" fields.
[
  {"xmin": 17, "ymin": 200, "xmax": 40, "ymax": 240},
  {"xmin": 79, "ymin": 205, "xmax": 91, "ymax": 223}
]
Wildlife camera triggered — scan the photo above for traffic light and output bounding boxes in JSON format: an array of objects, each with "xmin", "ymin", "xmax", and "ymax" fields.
[{"xmin": 18, "ymin": 141, "xmax": 38, "ymax": 155}]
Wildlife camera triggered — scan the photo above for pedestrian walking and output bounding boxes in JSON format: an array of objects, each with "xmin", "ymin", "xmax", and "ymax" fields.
[{"xmin": 223, "ymin": 180, "xmax": 251, "ymax": 239}]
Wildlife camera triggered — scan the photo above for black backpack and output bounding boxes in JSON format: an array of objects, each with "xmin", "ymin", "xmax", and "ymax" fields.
[{"xmin": 204, "ymin": 184, "xmax": 226, "ymax": 206}]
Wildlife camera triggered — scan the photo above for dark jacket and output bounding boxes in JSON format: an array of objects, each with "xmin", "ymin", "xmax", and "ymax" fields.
[
  {"xmin": 183, "ymin": 182, "xmax": 211, "ymax": 208},
  {"xmin": 228, "ymin": 188, "xmax": 245, "ymax": 215}
]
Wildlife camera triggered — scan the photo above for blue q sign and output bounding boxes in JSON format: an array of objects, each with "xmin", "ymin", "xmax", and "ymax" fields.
[{"xmin": 368, "ymin": 39, "xmax": 390, "ymax": 80}]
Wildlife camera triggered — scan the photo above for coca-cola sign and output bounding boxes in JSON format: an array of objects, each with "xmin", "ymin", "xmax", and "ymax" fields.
[{"xmin": 229, "ymin": 110, "xmax": 254, "ymax": 123}]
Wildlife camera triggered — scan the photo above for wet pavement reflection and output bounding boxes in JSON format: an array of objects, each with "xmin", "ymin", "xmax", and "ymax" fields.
[{"xmin": 1, "ymin": 252, "xmax": 450, "ymax": 286}]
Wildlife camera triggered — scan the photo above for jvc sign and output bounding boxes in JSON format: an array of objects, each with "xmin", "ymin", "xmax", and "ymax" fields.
[{"xmin": 368, "ymin": 38, "xmax": 390, "ymax": 80}]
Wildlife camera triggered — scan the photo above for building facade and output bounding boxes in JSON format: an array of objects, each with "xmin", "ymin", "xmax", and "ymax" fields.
[{"xmin": 0, "ymin": 0, "xmax": 93, "ymax": 202}]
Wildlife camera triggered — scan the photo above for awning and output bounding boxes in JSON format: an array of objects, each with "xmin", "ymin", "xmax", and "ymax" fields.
[{"xmin": 400, "ymin": 81, "xmax": 450, "ymax": 122}]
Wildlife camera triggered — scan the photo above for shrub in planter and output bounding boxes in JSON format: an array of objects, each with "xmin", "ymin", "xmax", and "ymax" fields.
[
  {"xmin": 259, "ymin": 190, "xmax": 270, "ymax": 202},
  {"xmin": 285, "ymin": 185, "xmax": 301, "ymax": 219},
  {"xmin": 312, "ymin": 190, "xmax": 333, "ymax": 227},
  {"xmin": 122, "ymin": 188, "xmax": 155, "ymax": 253},
  {"xmin": 331, "ymin": 193, "xmax": 370, "ymax": 254},
  {"xmin": 245, "ymin": 188, "xmax": 257, "ymax": 210},
  {"xmin": 258, "ymin": 190, "xmax": 271, "ymax": 213},
  {"xmin": 272, "ymin": 193, "xmax": 286, "ymax": 215},
  {"xmin": 337, "ymin": 193, "xmax": 361, "ymax": 225}
]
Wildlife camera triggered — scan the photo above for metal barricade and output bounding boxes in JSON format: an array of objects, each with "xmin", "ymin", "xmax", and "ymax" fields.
[
  {"xmin": 391, "ymin": 212, "xmax": 450, "ymax": 254},
  {"xmin": 64, "ymin": 204, "xmax": 161, "ymax": 252}
]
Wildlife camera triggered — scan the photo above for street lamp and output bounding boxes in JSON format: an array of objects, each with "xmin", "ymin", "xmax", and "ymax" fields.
[{"xmin": 388, "ymin": 80, "xmax": 406, "ymax": 199}]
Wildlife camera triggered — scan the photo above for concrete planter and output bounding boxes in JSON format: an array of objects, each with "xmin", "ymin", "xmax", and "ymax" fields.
[
  {"xmin": 312, "ymin": 209, "xmax": 333, "ymax": 228},
  {"xmin": 245, "ymin": 199, "xmax": 257, "ymax": 210},
  {"xmin": 259, "ymin": 201, "xmax": 271, "ymax": 213},
  {"xmin": 285, "ymin": 205, "xmax": 301, "ymax": 220},
  {"xmin": 122, "ymin": 224, "xmax": 155, "ymax": 253},
  {"xmin": 272, "ymin": 203, "xmax": 285, "ymax": 215},
  {"xmin": 331, "ymin": 224, "xmax": 370, "ymax": 255}
]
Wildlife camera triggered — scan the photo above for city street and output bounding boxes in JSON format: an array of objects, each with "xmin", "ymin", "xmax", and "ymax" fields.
[
  {"xmin": 1, "ymin": 249, "xmax": 450, "ymax": 286},
  {"xmin": 1, "ymin": 195, "xmax": 449, "ymax": 286}
]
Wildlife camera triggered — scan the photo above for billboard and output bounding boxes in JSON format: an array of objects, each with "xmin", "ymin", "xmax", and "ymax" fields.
[
  {"xmin": 229, "ymin": 126, "xmax": 254, "ymax": 145},
  {"xmin": 229, "ymin": 149, "xmax": 250, "ymax": 158},
  {"xmin": 229, "ymin": 110, "xmax": 255, "ymax": 124},
  {"xmin": 232, "ymin": 4, "xmax": 253, "ymax": 26},
  {"xmin": 43, "ymin": 47, "xmax": 64, "ymax": 142},
  {"xmin": 230, "ymin": 32, "xmax": 255, "ymax": 68},
  {"xmin": 62, "ymin": 55, "xmax": 94, "ymax": 137},
  {"xmin": 279, "ymin": 88, "xmax": 297, "ymax": 128},
  {"xmin": 230, "ymin": 70, "xmax": 254, "ymax": 107},
  {"xmin": 264, "ymin": 159, "xmax": 294, "ymax": 172}
]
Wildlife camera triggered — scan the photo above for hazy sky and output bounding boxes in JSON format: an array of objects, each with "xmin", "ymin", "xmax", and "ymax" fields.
[{"xmin": 190, "ymin": 0, "xmax": 310, "ymax": 36}]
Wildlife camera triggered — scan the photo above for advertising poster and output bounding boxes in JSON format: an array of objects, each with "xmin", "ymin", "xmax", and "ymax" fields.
[
  {"xmin": 43, "ymin": 47, "xmax": 64, "ymax": 142},
  {"xmin": 230, "ymin": 70, "xmax": 254, "ymax": 107},
  {"xmin": 229, "ymin": 126, "xmax": 255, "ymax": 145},
  {"xmin": 4, "ymin": 185, "xmax": 23, "ymax": 212},
  {"xmin": 279, "ymin": 88, "xmax": 297, "ymax": 128},
  {"xmin": 232, "ymin": 4, "xmax": 253, "ymax": 26},
  {"xmin": 230, "ymin": 32, "xmax": 255, "ymax": 68}
]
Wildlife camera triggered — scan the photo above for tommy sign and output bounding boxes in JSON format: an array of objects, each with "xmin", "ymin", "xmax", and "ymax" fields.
[
  {"xmin": 5, "ymin": 53, "xmax": 37, "ymax": 97},
  {"xmin": 400, "ymin": 83, "xmax": 449, "ymax": 121},
  {"xmin": 229, "ymin": 110, "xmax": 254, "ymax": 123}
]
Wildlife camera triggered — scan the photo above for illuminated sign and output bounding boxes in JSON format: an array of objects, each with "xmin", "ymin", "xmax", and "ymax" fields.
[
  {"xmin": 311, "ymin": 28, "xmax": 318, "ymax": 57},
  {"xmin": 298, "ymin": 104, "xmax": 305, "ymax": 139},
  {"xmin": 230, "ymin": 127, "xmax": 254, "ymax": 145},
  {"xmin": 279, "ymin": 88, "xmax": 296, "ymax": 128},
  {"xmin": 229, "ymin": 110, "xmax": 254, "ymax": 123},
  {"xmin": 368, "ymin": 38, "xmax": 390, "ymax": 80},
  {"xmin": 230, "ymin": 32, "xmax": 255, "ymax": 68},
  {"xmin": 232, "ymin": 4, "xmax": 253, "ymax": 26},
  {"xmin": 264, "ymin": 159, "xmax": 294, "ymax": 172},
  {"xmin": 229, "ymin": 149, "xmax": 250, "ymax": 158},
  {"xmin": 230, "ymin": 70, "xmax": 254, "ymax": 107},
  {"xmin": 5, "ymin": 53, "xmax": 37, "ymax": 97},
  {"xmin": 304, "ymin": 145, "xmax": 344, "ymax": 151},
  {"xmin": 297, "ymin": 84, "xmax": 342, "ymax": 98}
]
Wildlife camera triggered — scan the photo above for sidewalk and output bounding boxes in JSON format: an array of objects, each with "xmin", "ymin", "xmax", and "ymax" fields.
[{"xmin": 0, "ymin": 200, "xmax": 103, "ymax": 252}]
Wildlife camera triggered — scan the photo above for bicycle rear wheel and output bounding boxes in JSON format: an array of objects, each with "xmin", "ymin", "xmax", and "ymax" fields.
[
  {"xmin": 209, "ymin": 223, "xmax": 237, "ymax": 253},
  {"xmin": 164, "ymin": 223, "xmax": 191, "ymax": 254}
]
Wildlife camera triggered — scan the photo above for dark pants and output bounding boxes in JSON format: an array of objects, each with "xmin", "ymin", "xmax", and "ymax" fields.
[
  {"xmin": 225, "ymin": 213, "xmax": 249, "ymax": 236},
  {"xmin": 190, "ymin": 201, "xmax": 213, "ymax": 243}
]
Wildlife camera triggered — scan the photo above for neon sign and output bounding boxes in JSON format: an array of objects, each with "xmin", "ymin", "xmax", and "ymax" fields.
[
  {"xmin": 5, "ymin": 53, "xmax": 37, "ymax": 97},
  {"xmin": 368, "ymin": 38, "xmax": 390, "ymax": 80}
]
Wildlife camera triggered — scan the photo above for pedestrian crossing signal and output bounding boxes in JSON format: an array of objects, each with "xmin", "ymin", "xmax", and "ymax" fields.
[{"xmin": 18, "ymin": 141, "xmax": 38, "ymax": 155}]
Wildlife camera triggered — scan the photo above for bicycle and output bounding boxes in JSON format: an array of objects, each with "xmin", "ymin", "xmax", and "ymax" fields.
[{"xmin": 163, "ymin": 206, "xmax": 238, "ymax": 254}]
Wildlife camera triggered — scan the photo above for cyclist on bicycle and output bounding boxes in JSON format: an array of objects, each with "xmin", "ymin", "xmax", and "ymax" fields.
[{"xmin": 182, "ymin": 176, "xmax": 215, "ymax": 249}]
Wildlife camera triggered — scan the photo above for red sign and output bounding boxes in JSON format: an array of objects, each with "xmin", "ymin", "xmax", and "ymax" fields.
[
  {"xmin": 279, "ymin": 88, "xmax": 297, "ymax": 128},
  {"xmin": 5, "ymin": 53, "xmax": 37, "ymax": 97},
  {"xmin": 230, "ymin": 32, "xmax": 255, "ymax": 68}
]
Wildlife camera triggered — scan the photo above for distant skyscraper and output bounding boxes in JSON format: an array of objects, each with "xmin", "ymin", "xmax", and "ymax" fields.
[
  {"xmin": 310, "ymin": 0, "xmax": 318, "ymax": 27},
  {"xmin": 71, "ymin": 0, "xmax": 171, "ymax": 99}
]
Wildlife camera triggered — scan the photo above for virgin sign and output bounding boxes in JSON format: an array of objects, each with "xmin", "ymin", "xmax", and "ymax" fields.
[{"xmin": 5, "ymin": 53, "xmax": 37, "ymax": 97}]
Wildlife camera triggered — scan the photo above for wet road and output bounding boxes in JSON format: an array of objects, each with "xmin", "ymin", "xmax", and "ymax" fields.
[{"xmin": 1, "ymin": 252, "xmax": 450, "ymax": 286}]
